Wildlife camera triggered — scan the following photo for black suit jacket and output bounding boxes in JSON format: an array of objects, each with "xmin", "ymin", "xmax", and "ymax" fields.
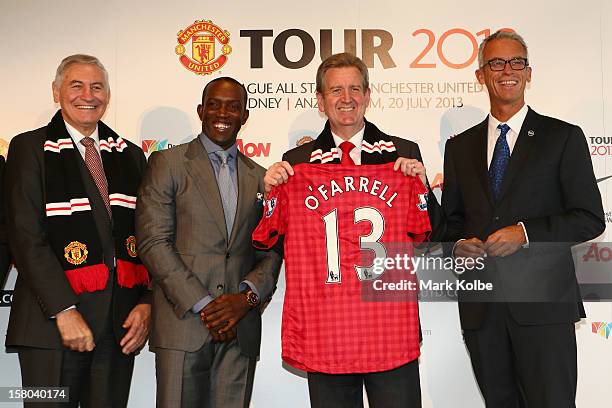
[
  {"xmin": 0, "ymin": 156, "xmax": 12, "ymax": 288},
  {"xmin": 283, "ymin": 119, "xmax": 445, "ymax": 241},
  {"xmin": 442, "ymin": 107, "xmax": 605, "ymax": 329},
  {"xmin": 5, "ymin": 119, "xmax": 149, "ymax": 349}
]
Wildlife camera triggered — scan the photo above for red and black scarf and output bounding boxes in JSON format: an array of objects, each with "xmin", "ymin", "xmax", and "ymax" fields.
[{"xmin": 43, "ymin": 110, "xmax": 149, "ymax": 295}]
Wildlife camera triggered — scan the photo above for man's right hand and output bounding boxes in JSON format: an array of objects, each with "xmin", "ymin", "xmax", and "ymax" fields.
[
  {"xmin": 55, "ymin": 309, "xmax": 95, "ymax": 352},
  {"xmin": 264, "ymin": 161, "xmax": 294, "ymax": 197},
  {"xmin": 454, "ymin": 238, "xmax": 486, "ymax": 259}
]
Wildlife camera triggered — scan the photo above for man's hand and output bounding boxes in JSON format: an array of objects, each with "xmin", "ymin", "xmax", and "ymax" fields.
[
  {"xmin": 393, "ymin": 158, "xmax": 427, "ymax": 186},
  {"xmin": 119, "ymin": 303, "xmax": 151, "ymax": 355},
  {"xmin": 200, "ymin": 294, "xmax": 250, "ymax": 335},
  {"xmin": 484, "ymin": 225, "xmax": 526, "ymax": 257},
  {"xmin": 55, "ymin": 308, "xmax": 95, "ymax": 352},
  {"xmin": 264, "ymin": 161, "xmax": 294, "ymax": 196},
  {"xmin": 454, "ymin": 238, "xmax": 487, "ymax": 259},
  {"xmin": 206, "ymin": 322, "xmax": 237, "ymax": 343}
]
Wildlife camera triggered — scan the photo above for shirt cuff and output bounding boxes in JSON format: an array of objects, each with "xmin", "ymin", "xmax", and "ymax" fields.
[
  {"xmin": 518, "ymin": 221, "xmax": 529, "ymax": 248},
  {"xmin": 191, "ymin": 295, "xmax": 214, "ymax": 313},
  {"xmin": 240, "ymin": 280, "xmax": 259, "ymax": 298},
  {"xmin": 52, "ymin": 304, "xmax": 76, "ymax": 319}
]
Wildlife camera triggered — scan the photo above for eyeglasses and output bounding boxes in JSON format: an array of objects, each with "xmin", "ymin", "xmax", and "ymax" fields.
[{"xmin": 483, "ymin": 57, "xmax": 529, "ymax": 71}]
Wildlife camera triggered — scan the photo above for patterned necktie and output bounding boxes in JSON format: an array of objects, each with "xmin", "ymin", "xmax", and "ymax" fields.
[
  {"xmin": 488, "ymin": 123, "xmax": 511, "ymax": 201},
  {"xmin": 339, "ymin": 141, "xmax": 356, "ymax": 165},
  {"xmin": 80, "ymin": 137, "xmax": 111, "ymax": 218},
  {"xmin": 215, "ymin": 150, "xmax": 237, "ymax": 236}
]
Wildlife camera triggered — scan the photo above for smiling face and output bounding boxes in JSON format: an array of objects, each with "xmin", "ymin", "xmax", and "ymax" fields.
[
  {"xmin": 476, "ymin": 38, "xmax": 531, "ymax": 121},
  {"xmin": 316, "ymin": 67, "xmax": 370, "ymax": 140},
  {"xmin": 52, "ymin": 63, "xmax": 110, "ymax": 136},
  {"xmin": 197, "ymin": 79, "xmax": 249, "ymax": 150}
]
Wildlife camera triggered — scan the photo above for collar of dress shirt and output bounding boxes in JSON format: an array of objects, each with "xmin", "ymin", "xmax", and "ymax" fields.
[
  {"xmin": 486, "ymin": 104, "xmax": 529, "ymax": 163},
  {"xmin": 65, "ymin": 121, "xmax": 100, "ymax": 147},
  {"xmin": 199, "ymin": 133, "xmax": 238, "ymax": 160},
  {"xmin": 487, "ymin": 104, "xmax": 529, "ymax": 141},
  {"xmin": 331, "ymin": 125, "xmax": 365, "ymax": 164}
]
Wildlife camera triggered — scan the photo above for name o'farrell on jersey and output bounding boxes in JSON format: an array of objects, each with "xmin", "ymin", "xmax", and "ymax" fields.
[{"xmin": 253, "ymin": 163, "xmax": 431, "ymax": 374}]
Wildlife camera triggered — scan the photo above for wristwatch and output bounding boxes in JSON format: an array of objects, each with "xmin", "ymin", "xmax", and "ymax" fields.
[{"xmin": 243, "ymin": 289, "xmax": 260, "ymax": 308}]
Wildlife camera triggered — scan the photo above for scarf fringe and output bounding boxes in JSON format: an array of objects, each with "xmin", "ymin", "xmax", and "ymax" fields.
[
  {"xmin": 65, "ymin": 264, "xmax": 109, "ymax": 295},
  {"xmin": 117, "ymin": 259, "xmax": 150, "ymax": 288}
]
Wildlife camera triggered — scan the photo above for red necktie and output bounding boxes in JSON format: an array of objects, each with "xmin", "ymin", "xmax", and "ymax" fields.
[
  {"xmin": 80, "ymin": 137, "xmax": 112, "ymax": 218},
  {"xmin": 339, "ymin": 141, "xmax": 356, "ymax": 165}
]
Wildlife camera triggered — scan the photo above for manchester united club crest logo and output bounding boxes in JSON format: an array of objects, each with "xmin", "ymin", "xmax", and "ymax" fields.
[
  {"xmin": 175, "ymin": 19, "xmax": 232, "ymax": 75},
  {"xmin": 64, "ymin": 241, "xmax": 88, "ymax": 266},
  {"xmin": 125, "ymin": 235, "xmax": 138, "ymax": 258}
]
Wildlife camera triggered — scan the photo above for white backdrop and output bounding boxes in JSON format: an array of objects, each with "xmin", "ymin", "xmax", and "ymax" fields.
[{"xmin": 1, "ymin": 1, "xmax": 611, "ymax": 406}]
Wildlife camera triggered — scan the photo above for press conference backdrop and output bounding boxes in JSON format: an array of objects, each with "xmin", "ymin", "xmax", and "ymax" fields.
[{"xmin": 1, "ymin": 1, "xmax": 611, "ymax": 406}]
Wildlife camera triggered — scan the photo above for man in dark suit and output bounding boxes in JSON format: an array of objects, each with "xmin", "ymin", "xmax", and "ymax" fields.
[
  {"xmin": 136, "ymin": 77, "xmax": 282, "ymax": 407},
  {"xmin": 5, "ymin": 54, "xmax": 151, "ymax": 408},
  {"xmin": 264, "ymin": 53, "xmax": 443, "ymax": 408},
  {"xmin": 442, "ymin": 31, "xmax": 605, "ymax": 407}
]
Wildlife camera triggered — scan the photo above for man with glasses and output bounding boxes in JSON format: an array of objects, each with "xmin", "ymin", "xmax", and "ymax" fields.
[{"xmin": 442, "ymin": 30, "xmax": 604, "ymax": 407}]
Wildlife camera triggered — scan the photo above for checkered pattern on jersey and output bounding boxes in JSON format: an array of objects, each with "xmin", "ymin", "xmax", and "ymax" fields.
[{"xmin": 253, "ymin": 163, "xmax": 431, "ymax": 374}]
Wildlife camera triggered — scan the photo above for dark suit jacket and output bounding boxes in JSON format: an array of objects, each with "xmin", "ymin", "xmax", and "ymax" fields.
[
  {"xmin": 442, "ymin": 107, "xmax": 605, "ymax": 329},
  {"xmin": 5, "ymin": 120, "xmax": 150, "ymax": 350},
  {"xmin": 283, "ymin": 119, "xmax": 445, "ymax": 241},
  {"xmin": 0, "ymin": 156, "xmax": 12, "ymax": 288},
  {"xmin": 136, "ymin": 137, "xmax": 282, "ymax": 358}
]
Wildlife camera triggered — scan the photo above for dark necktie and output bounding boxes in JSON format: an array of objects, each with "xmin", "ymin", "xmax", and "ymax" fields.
[
  {"xmin": 488, "ymin": 123, "xmax": 511, "ymax": 201},
  {"xmin": 215, "ymin": 150, "xmax": 237, "ymax": 236},
  {"xmin": 339, "ymin": 141, "xmax": 356, "ymax": 165},
  {"xmin": 80, "ymin": 137, "xmax": 111, "ymax": 218}
]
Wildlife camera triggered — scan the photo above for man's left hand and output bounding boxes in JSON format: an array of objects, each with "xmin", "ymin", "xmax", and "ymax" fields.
[
  {"xmin": 119, "ymin": 303, "xmax": 151, "ymax": 355},
  {"xmin": 201, "ymin": 294, "xmax": 250, "ymax": 335},
  {"xmin": 394, "ymin": 158, "xmax": 427, "ymax": 186},
  {"xmin": 484, "ymin": 225, "xmax": 527, "ymax": 257}
]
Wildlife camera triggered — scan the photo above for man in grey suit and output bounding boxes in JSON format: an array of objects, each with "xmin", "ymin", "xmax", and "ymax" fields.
[{"xmin": 136, "ymin": 77, "xmax": 282, "ymax": 407}]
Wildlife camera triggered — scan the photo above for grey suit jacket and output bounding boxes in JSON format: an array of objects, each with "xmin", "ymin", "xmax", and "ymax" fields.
[{"xmin": 136, "ymin": 137, "xmax": 281, "ymax": 357}]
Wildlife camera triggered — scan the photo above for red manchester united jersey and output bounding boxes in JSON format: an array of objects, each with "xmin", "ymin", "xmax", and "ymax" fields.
[{"xmin": 253, "ymin": 163, "xmax": 431, "ymax": 374}]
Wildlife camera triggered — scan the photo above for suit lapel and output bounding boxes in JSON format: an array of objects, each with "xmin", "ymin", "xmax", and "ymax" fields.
[
  {"xmin": 184, "ymin": 138, "xmax": 228, "ymax": 241},
  {"xmin": 497, "ymin": 108, "xmax": 539, "ymax": 202},
  {"xmin": 228, "ymin": 153, "xmax": 258, "ymax": 248},
  {"xmin": 471, "ymin": 118, "xmax": 495, "ymax": 207}
]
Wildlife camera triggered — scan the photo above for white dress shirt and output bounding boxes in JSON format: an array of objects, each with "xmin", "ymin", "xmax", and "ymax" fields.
[{"xmin": 331, "ymin": 125, "xmax": 365, "ymax": 165}]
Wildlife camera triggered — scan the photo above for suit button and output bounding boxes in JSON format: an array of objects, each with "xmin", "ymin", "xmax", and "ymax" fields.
[
  {"xmin": 225, "ymin": 252, "xmax": 230, "ymax": 259},
  {"xmin": 493, "ymin": 216, "xmax": 500, "ymax": 221},
  {"xmin": 217, "ymin": 284, "xmax": 224, "ymax": 291}
]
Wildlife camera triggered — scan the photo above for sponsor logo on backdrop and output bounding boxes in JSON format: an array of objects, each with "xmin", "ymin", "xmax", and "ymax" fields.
[
  {"xmin": 597, "ymin": 175, "xmax": 612, "ymax": 184},
  {"xmin": 237, "ymin": 139, "xmax": 271, "ymax": 158},
  {"xmin": 141, "ymin": 138, "xmax": 270, "ymax": 158},
  {"xmin": 175, "ymin": 20, "xmax": 232, "ymax": 75},
  {"xmin": 0, "ymin": 290, "xmax": 12, "ymax": 307},
  {"xmin": 142, "ymin": 139, "xmax": 174, "ymax": 154},
  {"xmin": 591, "ymin": 322, "xmax": 612, "ymax": 339},
  {"xmin": 589, "ymin": 137, "xmax": 612, "ymax": 157},
  {"xmin": 605, "ymin": 210, "xmax": 612, "ymax": 224},
  {"xmin": 582, "ymin": 243, "xmax": 612, "ymax": 262}
]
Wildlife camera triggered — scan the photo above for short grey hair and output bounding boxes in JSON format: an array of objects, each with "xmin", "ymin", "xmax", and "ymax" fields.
[
  {"xmin": 478, "ymin": 30, "xmax": 529, "ymax": 68},
  {"xmin": 53, "ymin": 54, "xmax": 109, "ymax": 88}
]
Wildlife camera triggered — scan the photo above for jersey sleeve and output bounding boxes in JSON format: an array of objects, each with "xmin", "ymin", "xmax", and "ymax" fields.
[
  {"xmin": 252, "ymin": 184, "xmax": 288, "ymax": 249},
  {"xmin": 405, "ymin": 177, "xmax": 431, "ymax": 243}
]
